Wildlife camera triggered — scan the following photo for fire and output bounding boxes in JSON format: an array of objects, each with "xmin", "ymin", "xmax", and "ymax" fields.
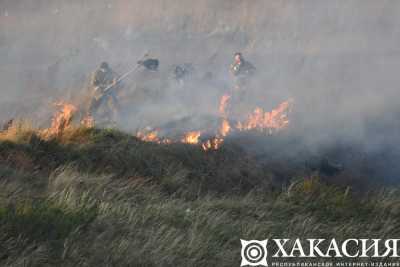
[
  {"xmin": 181, "ymin": 131, "xmax": 202, "ymax": 144},
  {"xmin": 219, "ymin": 119, "xmax": 231, "ymax": 137},
  {"xmin": 136, "ymin": 128, "xmax": 223, "ymax": 151},
  {"xmin": 136, "ymin": 95, "xmax": 293, "ymax": 151},
  {"xmin": 43, "ymin": 101, "xmax": 78, "ymax": 137},
  {"xmin": 236, "ymin": 99, "xmax": 293, "ymax": 132},
  {"xmin": 136, "ymin": 128, "xmax": 172, "ymax": 144},
  {"xmin": 136, "ymin": 129, "xmax": 161, "ymax": 142},
  {"xmin": 136, "ymin": 129, "xmax": 220, "ymax": 151},
  {"xmin": 45, "ymin": 90, "xmax": 292, "ymax": 151},
  {"xmin": 201, "ymin": 138, "xmax": 224, "ymax": 151}
]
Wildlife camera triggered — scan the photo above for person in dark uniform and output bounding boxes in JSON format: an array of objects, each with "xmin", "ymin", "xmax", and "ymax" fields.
[
  {"xmin": 230, "ymin": 52, "xmax": 256, "ymax": 91},
  {"xmin": 228, "ymin": 52, "xmax": 256, "ymax": 119},
  {"xmin": 87, "ymin": 62, "xmax": 120, "ymax": 123}
]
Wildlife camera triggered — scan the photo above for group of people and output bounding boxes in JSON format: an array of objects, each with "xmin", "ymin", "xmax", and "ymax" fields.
[{"xmin": 87, "ymin": 52, "xmax": 256, "ymax": 124}]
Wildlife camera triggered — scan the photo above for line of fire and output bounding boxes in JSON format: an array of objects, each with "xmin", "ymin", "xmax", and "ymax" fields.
[{"xmin": 35, "ymin": 54, "xmax": 294, "ymax": 152}]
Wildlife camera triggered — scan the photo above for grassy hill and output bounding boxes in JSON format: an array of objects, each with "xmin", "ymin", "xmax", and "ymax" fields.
[{"xmin": 0, "ymin": 125, "xmax": 399, "ymax": 266}]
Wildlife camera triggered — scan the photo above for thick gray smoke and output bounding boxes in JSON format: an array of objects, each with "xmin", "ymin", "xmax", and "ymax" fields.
[{"xmin": 1, "ymin": 0, "xmax": 400, "ymax": 176}]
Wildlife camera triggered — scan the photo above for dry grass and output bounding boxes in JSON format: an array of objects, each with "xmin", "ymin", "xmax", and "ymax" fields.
[{"xmin": 0, "ymin": 125, "xmax": 399, "ymax": 266}]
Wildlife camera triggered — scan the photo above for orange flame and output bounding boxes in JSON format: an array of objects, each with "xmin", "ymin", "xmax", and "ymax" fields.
[
  {"xmin": 181, "ymin": 131, "xmax": 202, "ymax": 144},
  {"xmin": 201, "ymin": 138, "xmax": 224, "ymax": 151},
  {"xmin": 136, "ymin": 93, "xmax": 292, "ymax": 151},
  {"xmin": 219, "ymin": 119, "xmax": 231, "ymax": 137},
  {"xmin": 136, "ymin": 129, "xmax": 172, "ymax": 144},
  {"xmin": 136, "ymin": 129, "xmax": 161, "ymax": 142},
  {"xmin": 236, "ymin": 99, "xmax": 293, "ymax": 132},
  {"xmin": 45, "ymin": 101, "xmax": 78, "ymax": 136}
]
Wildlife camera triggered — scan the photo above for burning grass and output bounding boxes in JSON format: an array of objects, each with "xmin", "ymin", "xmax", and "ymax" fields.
[
  {"xmin": 135, "ymin": 95, "xmax": 294, "ymax": 151},
  {"xmin": 21, "ymin": 90, "xmax": 293, "ymax": 154}
]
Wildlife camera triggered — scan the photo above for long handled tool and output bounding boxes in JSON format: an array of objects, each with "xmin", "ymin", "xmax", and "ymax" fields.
[
  {"xmin": 88, "ymin": 53, "xmax": 150, "ymax": 114},
  {"xmin": 102, "ymin": 53, "xmax": 149, "ymax": 95}
]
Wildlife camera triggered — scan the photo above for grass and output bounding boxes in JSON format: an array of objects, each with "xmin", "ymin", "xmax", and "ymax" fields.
[
  {"xmin": 0, "ymin": 200, "xmax": 96, "ymax": 242},
  {"xmin": 0, "ymin": 125, "xmax": 272, "ymax": 197},
  {"xmin": 0, "ymin": 125, "xmax": 399, "ymax": 266}
]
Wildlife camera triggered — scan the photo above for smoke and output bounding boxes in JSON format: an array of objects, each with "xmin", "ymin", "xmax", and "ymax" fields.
[{"xmin": 1, "ymin": 0, "xmax": 400, "ymax": 180}]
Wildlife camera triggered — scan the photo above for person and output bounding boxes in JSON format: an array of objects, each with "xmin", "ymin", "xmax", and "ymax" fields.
[
  {"xmin": 173, "ymin": 63, "xmax": 194, "ymax": 86},
  {"xmin": 87, "ymin": 62, "xmax": 120, "ymax": 123},
  {"xmin": 230, "ymin": 52, "xmax": 256, "ymax": 90},
  {"xmin": 227, "ymin": 53, "xmax": 256, "ymax": 119},
  {"xmin": 2, "ymin": 119, "xmax": 13, "ymax": 132},
  {"xmin": 174, "ymin": 65, "xmax": 187, "ymax": 81}
]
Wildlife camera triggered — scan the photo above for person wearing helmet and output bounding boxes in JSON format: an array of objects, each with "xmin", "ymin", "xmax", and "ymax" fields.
[
  {"xmin": 88, "ymin": 62, "xmax": 120, "ymax": 123},
  {"xmin": 91, "ymin": 62, "xmax": 116, "ymax": 92},
  {"xmin": 227, "ymin": 53, "xmax": 256, "ymax": 119},
  {"xmin": 230, "ymin": 52, "xmax": 256, "ymax": 89}
]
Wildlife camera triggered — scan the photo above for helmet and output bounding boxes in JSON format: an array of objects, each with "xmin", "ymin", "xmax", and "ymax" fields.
[{"xmin": 100, "ymin": 62, "xmax": 109, "ymax": 69}]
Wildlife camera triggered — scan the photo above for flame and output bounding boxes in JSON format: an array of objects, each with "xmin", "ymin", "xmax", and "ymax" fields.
[
  {"xmin": 136, "ymin": 129, "xmax": 161, "ymax": 142},
  {"xmin": 44, "ymin": 87, "xmax": 292, "ymax": 150},
  {"xmin": 219, "ymin": 119, "xmax": 231, "ymax": 137},
  {"xmin": 136, "ymin": 128, "xmax": 172, "ymax": 144},
  {"xmin": 201, "ymin": 138, "xmax": 224, "ymax": 151},
  {"xmin": 45, "ymin": 101, "xmax": 78, "ymax": 136},
  {"xmin": 181, "ymin": 131, "xmax": 202, "ymax": 144},
  {"xmin": 137, "ymin": 128, "xmax": 222, "ymax": 151},
  {"xmin": 236, "ymin": 99, "xmax": 293, "ymax": 132},
  {"xmin": 135, "ymin": 96, "xmax": 292, "ymax": 151}
]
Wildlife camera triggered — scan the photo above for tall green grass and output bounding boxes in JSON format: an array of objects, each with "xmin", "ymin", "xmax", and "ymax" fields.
[{"xmin": 0, "ymin": 126, "xmax": 399, "ymax": 266}]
